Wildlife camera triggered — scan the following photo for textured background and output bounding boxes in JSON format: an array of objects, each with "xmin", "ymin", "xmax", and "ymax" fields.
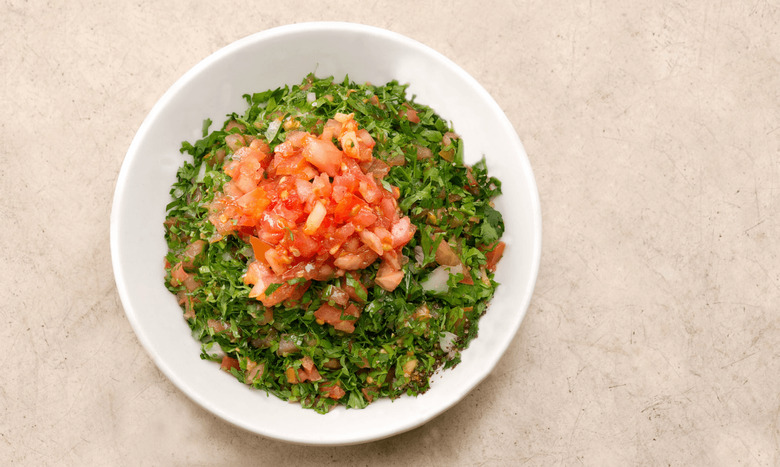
[{"xmin": 2, "ymin": 0, "xmax": 779, "ymax": 465}]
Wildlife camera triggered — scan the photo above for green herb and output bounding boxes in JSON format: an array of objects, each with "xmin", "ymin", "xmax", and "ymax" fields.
[{"xmin": 163, "ymin": 73, "xmax": 505, "ymax": 413}]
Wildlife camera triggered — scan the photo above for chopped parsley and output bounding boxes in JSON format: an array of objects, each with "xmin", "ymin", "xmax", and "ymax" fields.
[{"xmin": 164, "ymin": 74, "xmax": 505, "ymax": 413}]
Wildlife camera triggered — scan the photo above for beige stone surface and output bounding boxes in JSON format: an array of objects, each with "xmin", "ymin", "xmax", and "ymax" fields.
[{"xmin": 2, "ymin": 0, "xmax": 779, "ymax": 465}]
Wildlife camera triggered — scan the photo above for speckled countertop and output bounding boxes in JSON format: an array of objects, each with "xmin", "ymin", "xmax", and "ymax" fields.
[{"xmin": 2, "ymin": 1, "xmax": 778, "ymax": 465}]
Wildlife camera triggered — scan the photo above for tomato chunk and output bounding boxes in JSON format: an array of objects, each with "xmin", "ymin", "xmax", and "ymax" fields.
[
  {"xmin": 220, "ymin": 356, "xmax": 240, "ymax": 372},
  {"xmin": 485, "ymin": 241, "xmax": 506, "ymax": 272},
  {"xmin": 303, "ymin": 138, "xmax": 342, "ymax": 177},
  {"xmin": 314, "ymin": 303, "xmax": 360, "ymax": 333},
  {"xmin": 320, "ymin": 381, "xmax": 346, "ymax": 400}
]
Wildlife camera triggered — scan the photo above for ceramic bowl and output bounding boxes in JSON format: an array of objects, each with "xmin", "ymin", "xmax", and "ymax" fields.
[{"xmin": 111, "ymin": 22, "xmax": 541, "ymax": 445}]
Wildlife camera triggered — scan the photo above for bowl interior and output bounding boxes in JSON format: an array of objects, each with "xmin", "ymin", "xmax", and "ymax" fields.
[{"xmin": 111, "ymin": 22, "xmax": 541, "ymax": 445}]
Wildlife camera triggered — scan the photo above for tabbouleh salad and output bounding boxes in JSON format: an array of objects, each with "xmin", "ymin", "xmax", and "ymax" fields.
[{"xmin": 163, "ymin": 74, "xmax": 506, "ymax": 413}]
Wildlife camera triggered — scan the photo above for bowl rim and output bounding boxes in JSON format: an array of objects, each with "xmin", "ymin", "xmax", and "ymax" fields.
[{"xmin": 110, "ymin": 21, "xmax": 542, "ymax": 445}]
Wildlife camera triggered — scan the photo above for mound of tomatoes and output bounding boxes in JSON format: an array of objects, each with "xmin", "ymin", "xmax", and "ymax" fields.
[{"xmin": 207, "ymin": 113, "xmax": 415, "ymax": 327}]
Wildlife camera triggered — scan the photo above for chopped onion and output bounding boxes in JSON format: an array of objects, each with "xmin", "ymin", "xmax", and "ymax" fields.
[
  {"xmin": 265, "ymin": 120, "xmax": 281, "ymax": 140},
  {"xmin": 439, "ymin": 331, "xmax": 458, "ymax": 353},
  {"xmin": 420, "ymin": 264, "xmax": 463, "ymax": 293},
  {"xmin": 414, "ymin": 246, "xmax": 424, "ymax": 265},
  {"xmin": 196, "ymin": 162, "xmax": 207, "ymax": 182},
  {"xmin": 201, "ymin": 341, "xmax": 225, "ymax": 358},
  {"xmin": 304, "ymin": 201, "xmax": 327, "ymax": 235},
  {"xmin": 307, "ymin": 92, "xmax": 316, "ymax": 103}
]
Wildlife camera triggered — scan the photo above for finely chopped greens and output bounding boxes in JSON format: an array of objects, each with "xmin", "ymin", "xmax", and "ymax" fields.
[{"xmin": 163, "ymin": 74, "xmax": 505, "ymax": 413}]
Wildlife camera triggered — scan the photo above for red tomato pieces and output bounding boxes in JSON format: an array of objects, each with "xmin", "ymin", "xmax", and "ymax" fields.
[
  {"xmin": 209, "ymin": 113, "xmax": 416, "ymax": 327},
  {"xmin": 314, "ymin": 302, "xmax": 361, "ymax": 333},
  {"xmin": 220, "ymin": 356, "xmax": 240, "ymax": 372}
]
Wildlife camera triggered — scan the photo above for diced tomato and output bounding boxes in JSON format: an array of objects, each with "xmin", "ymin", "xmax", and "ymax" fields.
[
  {"xmin": 294, "ymin": 178, "xmax": 314, "ymax": 206},
  {"xmin": 220, "ymin": 356, "xmax": 240, "ymax": 372},
  {"xmin": 342, "ymin": 273, "xmax": 367, "ymax": 302},
  {"xmin": 320, "ymin": 381, "xmax": 346, "ymax": 400},
  {"xmin": 303, "ymin": 138, "xmax": 342, "ymax": 177},
  {"xmin": 236, "ymin": 187, "xmax": 270, "ymax": 217},
  {"xmin": 244, "ymin": 261, "xmax": 274, "ymax": 287},
  {"xmin": 245, "ymin": 261, "xmax": 294, "ymax": 306},
  {"xmin": 251, "ymin": 281, "xmax": 296, "ymax": 307},
  {"xmin": 273, "ymin": 153, "xmax": 310, "ymax": 176},
  {"xmin": 390, "ymin": 217, "xmax": 415, "ymax": 249},
  {"xmin": 283, "ymin": 281, "xmax": 310, "ymax": 307},
  {"xmin": 324, "ymin": 222, "xmax": 356, "ymax": 254},
  {"xmin": 225, "ymin": 120, "xmax": 245, "ymax": 132},
  {"xmin": 375, "ymin": 260, "xmax": 404, "ymax": 292},
  {"xmin": 285, "ymin": 130, "xmax": 312, "ymax": 148},
  {"xmin": 379, "ymin": 197, "xmax": 398, "ymax": 224},
  {"xmin": 485, "ymin": 241, "xmax": 506, "ymax": 272},
  {"xmin": 292, "ymin": 229, "xmax": 319, "ymax": 258},
  {"xmin": 307, "ymin": 262, "xmax": 336, "ymax": 281},
  {"xmin": 356, "ymin": 128, "xmax": 375, "ymax": 148},
  {"xmin": 301, "ymin": 355, "xmax": 315, "ymax": 372},
  {"xmin": 314, "ymin": 303, "xmax": 343, "ymax": 325},
  {"xmin": 362, "ymin": 387, "xmax": 379, "ymax": 403},
  {"xmin": 222, "ymin": 180, "xmax": 244, "ymax": 199},
  {"xmin": 273, "ymin": 140, "xmax": 296, "ymax": 158},
  {"xmin": 332, "ymin": 174, "xmax": 359, "ymax": 200},
  {"xmin": 351, "ymin": 206, "xmax": 378, "ymax": 229},
  {"xmin": 333, "ymin": 249, "xmax": 378, "ymax": 270},
  {"xmin": 233, "ymin": 171, "xmax": 257, "ymax": 194},
  {"xmin": 460, "ymin": 266, "xmax": 475, "ymax": 285},
  {"xmin": 245, "ymin": 360, "xmax": 265, "ymax": 384},
  {"xmin": 358, "ymin": 177, "xmax": 382, "ymax": 204},
  {"xmin": 176, "ymin": 291, "xmax": 198, "ymax": 319},
  {"xmin": 249, "ymin": 237, "xmax": 272, "ymax": 265},
  {"xmin": 372, "ymin": 226, "xmax": 393, "ymax": 251},
  {"xmin": 401, "ymin": 103, "xmax": 420, "ymax": 123},
  {"xmin": 249, "ymin": 138, "xmax": 271, "ymax": 157},
  {"xmin": 207, "ymin": 319, "xmax": 228, "ymax": 333},
  {"xmin": 296, "ymin": 356, "xmax": 322, "ymax": 383},
  {"xmin": 298, "ymin": 164, "xmax": 319, "ymax": 180},
  {"xmin": 238, "ymin": 154, "xmax": 262, "ymax": 177},
  {"xmin": 312, "ymin": 173, "xmax": 332, "ymax": 199},
  {"xmin": 434, "ymin": 236, "xmax": 460, "ymax": 267},
  {"xmin": 382, "ymin": 249, "xmax": 401, "ymax": 270},
  {"xmin": 465, "ymin": 166, "xmax": 479, "ymax": 192},
  {"xmin": 170, "ymin": 262, "xmax": 189, "ymax": 286},
  {"xmin": 330, "ymin": 185, "xmax": 346, "ymax": 204},
  {"xmin": 223, "ymin": 160, "xmax": 240, "ymax": 178},
  {"xmin": 182, "ymin": 240, "xmax": 206, "ymax": 269},
  {"xmin": 265, "ymin": 248, "xmax": 291, "ymax": 276},
  {"xmin": 314, "ymin": 303, "xmax": 358, "ymax": 333},
  {"xmin": 271, "ymin": 202, "xmax": 303, "ymax": 224},
  {"xmin": 333, "ymin": 193, "xmax": 367, "ymax": 223},
  {"xmin": 341, "ymin": 236, "xmax": 361, "ymax": 253},
  {"xmin": 340, "ymin": 130, "xmax": 360, "ymax": 159},
  {"xmin": 321, "ymin": 118, "xmax": 342, "ymax": 142},
  {"xmin": 358, "ymin": 228, "xmax": 384, "ymax": 256},
  {"xmin": 257, "ymin": 225, "xmax": 285, "ymax": 244}
]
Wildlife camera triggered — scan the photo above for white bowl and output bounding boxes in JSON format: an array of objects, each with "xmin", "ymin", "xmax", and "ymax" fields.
[{"xmin": 111, "ymin": 22, "xmax": 541, "ymax": 445}]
